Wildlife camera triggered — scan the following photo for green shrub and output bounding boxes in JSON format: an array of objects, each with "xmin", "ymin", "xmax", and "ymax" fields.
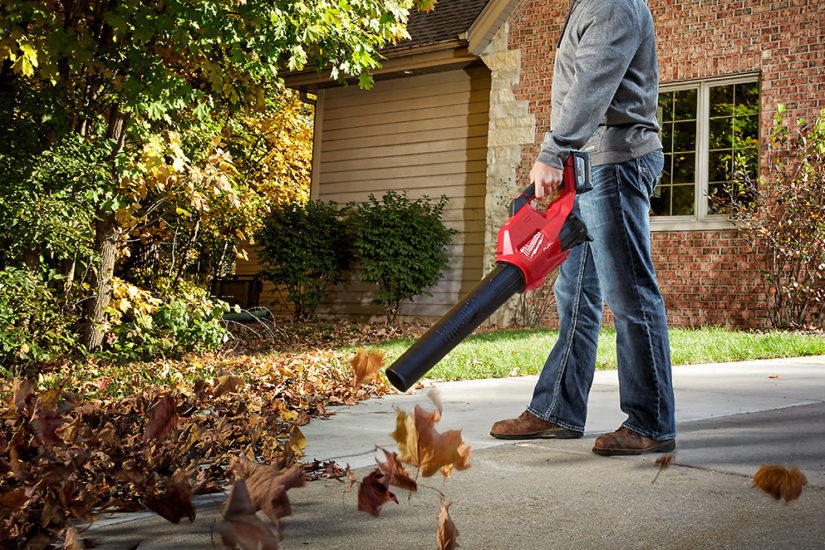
[
  {"xmin": 102, "ymin": 277, "xmax": 229, "ymax": 360},
  {"xmin": 0, "ymin": 267, "xmax": 81, "ymax": 376},
  {"xmin": 714, "ymin": 106, "xmax": 825, "ymax": 328},
  {"xmin": 347, "ymin": 191, "xmax": 456, "ymax": 324},
  {"xmin": 256, "ymin": 200, "xmax": 352, "ymax": 320}
]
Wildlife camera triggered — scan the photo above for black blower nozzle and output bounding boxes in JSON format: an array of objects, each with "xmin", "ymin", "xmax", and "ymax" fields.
[
  {"xmin": 385, "ymin": 263, "xmax": 525, "ymax": 392},
  {"xmin": 385, "ymin": 151, "xmax": 593, "ymax": 392}
]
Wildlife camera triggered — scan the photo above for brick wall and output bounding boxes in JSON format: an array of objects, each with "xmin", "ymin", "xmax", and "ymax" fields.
[{"xmin": 506, "ymin": 0, "xmax": 825, "ymax": 329}]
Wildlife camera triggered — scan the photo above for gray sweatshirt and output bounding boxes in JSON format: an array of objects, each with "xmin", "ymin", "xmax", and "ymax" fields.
[{"xmin": 536, "ymin": 0, "xmax": 661, "ymax": 168}]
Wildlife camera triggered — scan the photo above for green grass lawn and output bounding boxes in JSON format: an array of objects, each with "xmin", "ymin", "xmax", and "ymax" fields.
[{"xmin": 350, "ymin": 327, "xmax": 825, "ymax": 382}]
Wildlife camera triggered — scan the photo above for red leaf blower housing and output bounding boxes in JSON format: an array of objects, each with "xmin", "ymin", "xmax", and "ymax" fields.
[{"xmin": 386, "ymin": 151, "xmax": 593, "ymax": 392}]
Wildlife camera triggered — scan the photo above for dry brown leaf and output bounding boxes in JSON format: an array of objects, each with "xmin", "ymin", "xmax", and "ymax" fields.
[
  {"xmin": 32, "ymin": 414, "xmax": 66, "ymax": 447},
  {"xmin": 142, "ymin": 394, "xmax": 177, "ymax": 442},
  {"xmin": 214, "ymin": 480, "xmax": 280, "ymax": 550},
  {"xmin": 437, "ymin": 501, "xmax": 459, "ymax": 550},
  {"xmin": 343, "ymin": 464, "xmax": 358, "ymax": 494},
  {"xmin": 0, "ymin": 488, "xmax": 30, "ymax": 509},
  {"xmin": 376, "ymin": 447, "xmax": 417, "ymax": 492},
  {"xmin": 230, "ymin": 455, "xmax": 306, "ymax": 523},
  {"xmin": 391, "ymin": 405, "xmax": 471, "ymax": 478},
  {"xmin": 357, "ymin": 469, "xmax": 398, "ymax": 516},
  {"xmin": 427, "ymin": 387, "xmax": 443, "ymax": 416},
  {"xmin": 144, "ymin": 471, "xmax": 196, "ymax": 524},
  {"xmin": 37, "ymin": 386, "xmax": 64, "ymax": 414},
  {"xmin": 62, "ymin": 526, "xmax": 83, "ymax": 550},
  {"xmin": 214, "ymin": 371, "xmax": 246, "ymax": 398},
  {"xmin": 349, "ymin": 349, "xmax": 386, "ymax": 387},
  {"xmin": 13, "ymin": 379, "xmax": 34, "ymax": 410},
  {"xmin": 288, "ymin": 425, "xmax": 306, "ymax": 454},
  {"xmin": 753, "ymin": 464, "xmax": 807, "ymax": 503}
]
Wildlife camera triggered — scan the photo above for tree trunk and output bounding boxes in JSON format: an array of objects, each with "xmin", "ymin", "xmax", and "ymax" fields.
[
  {"xmin": 81, "ymin": 100, "xmax": 127, "ymax": 350},
  {"xmin": 82, "ymin": 210, "xmax": 120, "ymax": 350}
]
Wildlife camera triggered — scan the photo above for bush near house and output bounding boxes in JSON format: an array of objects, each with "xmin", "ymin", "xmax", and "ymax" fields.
[
  {"xmin": 256, "ymin": 200, "xmax": 352, "ymax": 321},
  {"xmin": 714, "ymin": 106, "xmax": 825, "ymax": 329},
  {"xmin": 256, "ymin": 193, "xmax": 456, "ymax": 324},
  {"xmin": 347, "ymin": 191, "xmax": 456, "ymax": 324}
]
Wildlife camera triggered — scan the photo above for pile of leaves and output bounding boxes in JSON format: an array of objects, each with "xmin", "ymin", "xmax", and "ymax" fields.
[{"xmin": 0, "ymin": 324, "xmax": 396, "ymax": 548}]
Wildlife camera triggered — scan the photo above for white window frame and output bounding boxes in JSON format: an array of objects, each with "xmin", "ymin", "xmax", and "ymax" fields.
[{"xmin": 651, "ymin": 72, "xmax": 761, "ymax": 232}]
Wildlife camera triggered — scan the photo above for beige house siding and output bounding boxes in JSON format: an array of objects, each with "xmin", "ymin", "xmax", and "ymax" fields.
[
  {"xmin": 239, "ymin": 66, "xmax": 491, "ymax": 320},
  {"xmin": 317, "ymin": 65, "xmax": 491, "ymax": 321}
]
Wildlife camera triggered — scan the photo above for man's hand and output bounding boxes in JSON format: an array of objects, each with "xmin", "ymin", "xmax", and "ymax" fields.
[{"xmin": 530, "ymin": 160, "xmax": 564, "ymax": 200}]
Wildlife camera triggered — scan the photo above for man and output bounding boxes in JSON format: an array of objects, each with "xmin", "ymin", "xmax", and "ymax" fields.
[{"xmin": 490, "ymin": 0, "xmax": 676, "ymax": 455}]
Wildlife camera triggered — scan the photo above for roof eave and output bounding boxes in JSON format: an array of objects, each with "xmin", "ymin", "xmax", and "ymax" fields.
[
  {"xmin": 467, "ymin": 0, "xmax": 521, "ymax": 55},
  {"xmin": 283, "ymin": 39, "xmax": 475, "ymax": 90}
]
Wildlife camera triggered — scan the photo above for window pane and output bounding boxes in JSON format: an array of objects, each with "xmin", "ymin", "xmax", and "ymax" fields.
[
  {"xmin": 672, "ymin": 185, "xmax": 695, "ymax": 215},
  {"xmin": 707, "ymin": 183, "xmax": 726, "ymax": 214},
  {"xmin": 706, "ymin": 80, "xmax": 760, "ymax": 216},
  {"xmin": 736, "ymin": 146, "xmax": 759, "ymax": 181},
  {"xmin": 709, "ymin": 117, "xmax": 731, "ymax": 150},
  {"xmin": 735, "ymin": 82, "xmax": 760, "ymax": 115},
  {"xmin": 650, "ymin": 185, "xmax": 671, "ymax": 217},
  {"xmin": 673, "ymin": 120, "xmax": 696, "ymax": 152},
  {"xmin": 658, "ymin": 92, "xmax": 674, "ymax": 122},
  {"xmin": 674, "ymin": 88, "xmax": 697, "ymax": 121},
  {"xmin": 708, "ymin": 150, "xmax": 731, "ymax": 183},
  {"xmin": 673, "ymin": 153, "xmax": 695, "ymax": 184},
  {"xmin": 656, "ymin": 86, "xmax": 698, "ymax": 217},
  {"xmin": 710, "ymin": 85, "xmax": 734, "ymax": 116},
  {"xmin": 660, "ymin": 122, "xmax": 673, "ymax": 149},
  {"xmin": 733, "ymin": 114, "xmax": 759, "ymax": 147}
]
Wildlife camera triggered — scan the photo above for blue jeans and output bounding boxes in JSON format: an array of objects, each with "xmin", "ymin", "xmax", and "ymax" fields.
[{"xmin": 527, "ymin": 150, "xmax": 676, "ymax": 440}]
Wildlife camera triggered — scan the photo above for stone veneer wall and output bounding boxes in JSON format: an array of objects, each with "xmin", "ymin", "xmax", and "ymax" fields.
[{"xmin": 478, "ymin": 23, "xmax": 535, "ymax": 326}]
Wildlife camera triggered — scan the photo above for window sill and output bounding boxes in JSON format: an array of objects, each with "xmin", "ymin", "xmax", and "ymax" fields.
[{"xmin": 649, "ymin": 216, "xmax": 735, "ymax": 232}]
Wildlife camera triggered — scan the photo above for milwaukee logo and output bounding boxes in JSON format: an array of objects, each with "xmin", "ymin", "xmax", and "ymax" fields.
[{"xmin": 520, "ymin": 232, "xmax": 545, "ymax": 260}]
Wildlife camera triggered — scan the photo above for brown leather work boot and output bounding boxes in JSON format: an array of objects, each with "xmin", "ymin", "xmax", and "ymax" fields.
[
  {"xmin": 490, "ymin": 411, "xmax": 582, "ymax": 440},
  {"xmin": 592, "ymin": 426, "xmax": 676, "ymax": 456}
]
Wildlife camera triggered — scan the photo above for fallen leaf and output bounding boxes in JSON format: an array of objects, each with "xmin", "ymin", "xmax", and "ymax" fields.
[
  {"xmin": 349, "ymin": 350, "xmax": 386, "ymax": 387},
  {"xmin": 143, "ymin": 394, "xmax": 177, "ymax": 442},
  {"xmin": 427, "ymin": 387, "xmax": 443, "ymax": 416},
  {"xmin": 32, "ymin": 414, "xmax": 66, "ymax": 447},
  {"xmin": 214, "ymin": 480, "xmax": 280, "ymax": 550},
  {"xmin": 62, "ymin": 526, "xmax": 83, "ymax": 550},
  {"xmin": 343, "ymin": 464, "xmax": 357, "ymax": 494},
  {"xmin": 145, "ymin": 471, "xmax": 196, "ymax": 523},
  {"xmin": 391, "ymin": 405, "xmax": 471, "ymax": 478},
  {"xmin": 13, "ymin": 379, "xmax": 34, "ymax": 410},
  {"xmin": 376, "ymin": 447, "xmax": 417, "ymax": 492},
  {"xmin": 652, "ymin": 453, "xmax": 675, "ymax": 484},
  {"xmin": 288, "ymin": 425, "xmax": 306, "ymax": 454},
  {"xmin": 0, "ymin": 488, "xmax": 30, "ymax": 509},
  {"xmin": 214, "ymin": 371, "xmax": 246, "ymax": 398},
  {"xmin": 753, "ymin": 464, "xmax": 807, "ymax": 503},
  {"xmin": 230, "ymin": 455, "xmax": 306, "ymax": 523},
  {"xmin": 357, "ymin": 469, "xmax": 397, "ymax": 516},
  {"xmin": 37, "ymin": 386, "xmax": 64, "ymax": 414},
  {"xmin": 437, "ymin": 501, "xmax": 459, "ymax": 550}
]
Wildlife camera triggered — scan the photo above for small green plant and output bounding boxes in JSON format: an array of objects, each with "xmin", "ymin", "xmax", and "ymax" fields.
[
  {"xmin": 347, "ymin": 191, "xmax": 456, "ymax": 324},
  {"xmin": 714, "ymin": 106, "xmax": 825, "ymax": 328},
  {"xmin": 102, "ymin": 277, "xmax": 229, "ymax": 360},
  {"xmin": 256, "ymin": 200, "xmax": 352, "ymax": 320},
  {"xmin": 0, "ymin": 267, "xmax": 81, "ymax": 376}
]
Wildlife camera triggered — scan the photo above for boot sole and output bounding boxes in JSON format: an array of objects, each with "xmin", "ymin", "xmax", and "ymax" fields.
[
  {"xmin": 592, "ymin": 439, "xmax": 676, "ymax": 456},
  {"xmin": 490, "ymin": 429, "xmax": 583, "ymax": 440}
]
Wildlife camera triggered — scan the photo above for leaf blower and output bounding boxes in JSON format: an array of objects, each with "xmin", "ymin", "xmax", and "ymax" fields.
[{"xmin": 385, "ymin": 151, "xmax": 594, "ymax": 392}]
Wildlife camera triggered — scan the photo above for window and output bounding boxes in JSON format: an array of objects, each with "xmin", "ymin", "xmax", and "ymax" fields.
[{"xmin": 651, "ymin": 75, "xmax": 760, "ymax": 227}]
